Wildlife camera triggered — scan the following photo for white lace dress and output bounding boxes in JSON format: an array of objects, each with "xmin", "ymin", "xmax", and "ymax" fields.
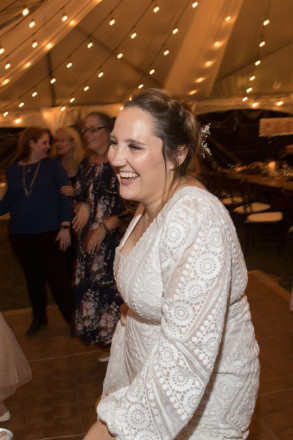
[{"xmin": 97, "ymin": 186, "xmax": 260, "ymax": 440}]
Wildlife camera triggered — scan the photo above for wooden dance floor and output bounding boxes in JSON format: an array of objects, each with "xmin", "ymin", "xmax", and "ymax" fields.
[{"xmin": 2, "ymin": 270, "xmax": 293, "ymax": 440}]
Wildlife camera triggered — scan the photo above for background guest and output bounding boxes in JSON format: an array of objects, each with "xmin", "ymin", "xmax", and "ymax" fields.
[
  {"xmin": 52, "ymin": 126, "xmax": 85, "ymax": 196},
  {"xmin": 0, "ymin": 126, "xmax": 74, "ymax": 336},
  {"xmin": 72, "ymin": 113, "xmax": 124, "ymax": 359},
  {"xmin": 0, "ymin": 312, "xmax": 32, "ymax": 422},
  {"xmin": 52, "ymin": 126, "xmax": 85, "ymax": 278}
]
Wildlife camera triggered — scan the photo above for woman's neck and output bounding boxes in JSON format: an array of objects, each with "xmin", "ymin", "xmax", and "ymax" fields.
[
  {"xmin": 90, "ymin": 151, "xmax": 108, "ymax": 164},
  {"xmin": 61, "ymin": 152, "xmax": 75, "ymax": 168},
  {"xmin": 20, "ymin": 157, "xmax": 41, "ymax": 165}
]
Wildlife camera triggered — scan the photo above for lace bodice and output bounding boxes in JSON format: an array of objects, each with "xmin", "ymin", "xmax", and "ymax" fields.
[{"xmin": 98, "ymin": 186, "xmax": 259, "ymax": 439}]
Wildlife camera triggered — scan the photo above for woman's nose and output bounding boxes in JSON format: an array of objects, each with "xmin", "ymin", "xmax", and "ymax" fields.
[{"xmin": 109, "ymin": 145, "xmax": 126, "ymax": 166}]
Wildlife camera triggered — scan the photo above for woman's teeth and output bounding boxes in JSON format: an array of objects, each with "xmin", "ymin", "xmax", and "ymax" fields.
[{"xmin": 120, "ymin": 172, "xmax": 138, "ymax": 178}]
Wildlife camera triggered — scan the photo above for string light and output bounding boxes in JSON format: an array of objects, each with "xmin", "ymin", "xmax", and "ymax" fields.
[
  {"xmin": 22, "ymin": 8, "xmax": 29, "ymax": 16},
  {"xmin": 130, "ymin": 31, "xmax": 137, "ymax": 39},
  {"xmin": 67, "ymin": 61, "xmax": 73, "ymax": 68},
  {"xmin": 249, "ymin": 75, "xmax": 255, "ymax": 81},
  {"xmin": 19, "ymin": 102, "xmax": 24, "ymax": 108},
  {"xmin": 98, "ymin": 71, "xmax": 104, "ymax": 78},
  {"xmin": 138, "ymin": 83, "xmax": 144, "ymax": 89},
  {"xmin": 62, "ymin": 13, "xmax": 68, "ymax": 22},
  {"xmin": 276, "ymin": 100, "xmax": 283, "ymax": 106},
  {"xmin": 205, "ymin": 60, "xmax": 214, "ymax": 67},
  {"xmin": 2, "ymin": 79, "xmax": 10, "ymax": 85},
  {"xmin": 69, "ymin": 97, "xmax": 75, "ymax": 103},
  {"xmin": 188, "ymin": 90, "xmax": 197, "ymax": 95},
  {"xmin": 24, "ymin": 61, "xmax": 31, "ymax": 69},
  {"xmin": 15, "ymin": 117, "xmax": 22, "ymax": 124},
  {"xmin": 5, "ymin": 62, "xmax": 11, "ymax": 70},
  {"xmin": 117, "ymin": 52, "xmax": 123, "ymax": 59},
  {"xmin": 259, "ymin": 40, "xmax": 265, "ymax": 47},
  {"xmin": 32, "ymin": 91, "xmax": 38, "ymax": 97},
  {"xmin": 242, "ymin": 96, "xmax": 248, "ymax": 102},
  {"xmin": 172, "ymin": 27, "xmax": 179, "ymax": 35},
  {"xmin": 50, "ymin": 78, "xmax": 56, "ymax": 84},
  {"xmin": 214, "ymin": 41, "xmax": 222, "ymax": 48},
  {"xmin": 225, "ymin": 16, "xmax": 231, "ymax": 22},
  {"xmin": 255, "ymin": 60, "xmax": 261, "ymax": 66},
  {"xmin": 263, "ymin": 19, "xmax": 270, "ymax": 26},
  {"xmin": 29, "ymin": 19, "xmax": 35, "ymax": 28},
  {"xmin": 109, "ymin": 14, "xmax": 116, "ymax": 26},
  {"xmin": 192, "ymin": 2, "xmax": 198, "ymax": 8},
  {"xmin": 32, "ymin": 40, "xmax": 38, "ymax": 48},
  {"xmin": 87, "ymin": 41, "xmax": 93, "ymax": 48},
  {"xmin": 163, "ymin": 49, "xmax": 169, "ymax": 56},
  {"xmin": 246, "ymin": 87, "xmax": 253, "ymax": 93},
  {"xmin": 196, "ymin": 77, "xmax": 205, "ymax": 83},
  {"xmin": 0, "ymin": 47, "xmax": 4, "ymax": 55},
  {"xmin": 153, "ymin": 5, "xmax": 160, "ymax": 13},
  {"xmin": 149, "ymin": 68, "xmax": 155, "ymax": 75},
  {"xmin": 84, "ymin": 85, "xmax": 89, "ymax": 91},
  {"xmin": 61, "ymin": 106, "xmax": 66, "ymax": 112},
  {"xmin": 3, "ymin": 112, "xmax": 8, "ymax": 117},
  {"xmin": 252, "ymin": 101, "xmax": 259, "ymax": 108}
]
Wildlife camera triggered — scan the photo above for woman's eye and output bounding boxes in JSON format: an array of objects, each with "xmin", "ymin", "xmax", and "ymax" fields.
[
  {"xmin": 108, "ymin": 139, "xmax": 117, "ymax": 148},
  {"xmin": 129, "ymin": 144, "xmax": 141, "ymax": 151}
]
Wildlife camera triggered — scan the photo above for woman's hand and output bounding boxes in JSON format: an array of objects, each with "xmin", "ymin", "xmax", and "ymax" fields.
[
  {"xmin": 120, "ymin": 303, "xmax": 129, "ymax": 326},
  {"xmin": 56, "ymin": 228, "xmax": 71, "ymax": 251},
  {"xmin": 61, "ymin": 185, "xmax": 75, "ymax": 197},
  {"xmin": 73, "ymin": 203, "xmax": 90, "ymax": 232},
  {"xmin": 86, "ymin": 226, "xmax": 106, "ymax": 254},
  {"xmin": 83, "ymin": 420, "xmax": 114, "ymax": 440}
]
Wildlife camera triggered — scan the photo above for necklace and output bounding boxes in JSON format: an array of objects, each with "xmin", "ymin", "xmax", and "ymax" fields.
[{"xmin": 22, "ymin": 161, "xmax": 41, "ymax": 197}]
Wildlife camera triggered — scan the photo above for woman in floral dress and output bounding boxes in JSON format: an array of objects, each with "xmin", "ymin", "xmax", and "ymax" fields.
[{"xmin": 72, "ymin": 113, "xmax": 124, "ymax": 349}]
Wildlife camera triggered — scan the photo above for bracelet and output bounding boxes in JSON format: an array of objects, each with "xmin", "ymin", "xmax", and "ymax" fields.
[
  {"xmin": 60, "ymin": 224, "xmax": 70, "ymax": 229},
  {"xmin": 102, "ymin": 221, "xmax": 110, "ymax": 234}
]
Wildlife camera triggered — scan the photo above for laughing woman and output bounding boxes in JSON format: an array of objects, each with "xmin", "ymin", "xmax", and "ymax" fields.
[
  {"xmin": 0, "ymin": 126, "xmax": 74, "ymax": 336},
  {"xmin": 84, "ymin": 89, "xmax": 259, "ymax": 440}
]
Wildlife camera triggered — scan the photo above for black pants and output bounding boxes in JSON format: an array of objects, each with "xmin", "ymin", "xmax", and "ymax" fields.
[{"xmin": 10, "ymin": 231, "xmax": 74, "ymax": 324}]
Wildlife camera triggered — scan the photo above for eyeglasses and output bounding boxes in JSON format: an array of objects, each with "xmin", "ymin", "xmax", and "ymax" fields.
[{"xmin": 81, "ymin": 126, "xmax": 106, "ymax": 135}]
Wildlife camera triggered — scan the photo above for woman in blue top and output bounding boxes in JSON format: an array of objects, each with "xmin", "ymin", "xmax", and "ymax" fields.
[{"xmin": 0, "ymin": 126, "xmax": 74, "ymax": 336}]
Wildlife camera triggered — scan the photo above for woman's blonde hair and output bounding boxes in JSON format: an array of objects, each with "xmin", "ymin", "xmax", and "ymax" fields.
[{"xmin": 51, "ymin": 126, "xmax": 84, "ymax": 170}]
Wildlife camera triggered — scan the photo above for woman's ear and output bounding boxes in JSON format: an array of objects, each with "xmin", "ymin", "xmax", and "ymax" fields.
[{"xmin": 177, "ymin": 145, "xmax": 188, "ymax": 166}]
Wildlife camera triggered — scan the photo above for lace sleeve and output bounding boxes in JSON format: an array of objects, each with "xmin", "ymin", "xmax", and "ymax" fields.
[{"xmin": 98, "ymin": 193, "xmax": 234, "ymax": 439}]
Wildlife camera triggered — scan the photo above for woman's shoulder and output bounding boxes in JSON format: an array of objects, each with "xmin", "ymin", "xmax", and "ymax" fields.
[{"xmin": 167, "ymin": 184, "xmax": 222, "ymax": 212}]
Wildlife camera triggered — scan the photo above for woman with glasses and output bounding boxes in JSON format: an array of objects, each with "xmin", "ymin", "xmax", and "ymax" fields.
[{"xmin": 72, "ymin": 113, "xmax": 125, "ymax": 358}]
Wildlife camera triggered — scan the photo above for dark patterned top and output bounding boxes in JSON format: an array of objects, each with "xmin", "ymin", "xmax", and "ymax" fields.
[{"xmin": 73, "ymin": 158, "xmax": 125, "ymax": 345}]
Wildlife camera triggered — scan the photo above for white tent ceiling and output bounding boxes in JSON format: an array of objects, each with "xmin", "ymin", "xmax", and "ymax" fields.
[{"xmin": 0, "ymin": 0, "xmax": 292, "ymax": 130}]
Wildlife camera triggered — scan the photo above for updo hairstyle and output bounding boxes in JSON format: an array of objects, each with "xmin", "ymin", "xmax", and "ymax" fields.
[{"xmin": 124, "ymin": 88, "xmax": 201, "ymax": 183}]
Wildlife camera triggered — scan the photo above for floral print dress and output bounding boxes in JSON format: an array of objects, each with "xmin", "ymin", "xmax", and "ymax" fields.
[{"xmin": 74, "ymin": 158, "xmax": 124, "ymax": 345}]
